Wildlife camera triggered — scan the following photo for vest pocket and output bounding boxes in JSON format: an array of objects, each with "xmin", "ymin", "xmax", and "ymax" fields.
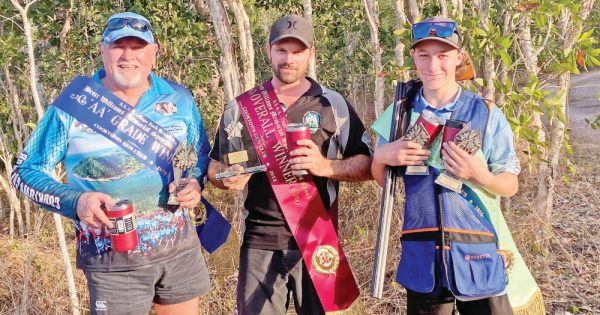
[
  {"xmin": 396, "ymin": 240, "xmax": 437, "ymax": 294},
  {"xmin": 445, "ymin": 241, "xmax": 506, "ymax": 299}
]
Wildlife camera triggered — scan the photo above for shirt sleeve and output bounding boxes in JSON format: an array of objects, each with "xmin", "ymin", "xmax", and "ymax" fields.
[
  {"xmin": 340, "ymin": 99, "xmax": 373, "ymax": 158},
  {"xmin": 11, "ymin": 106, "xmax": 83, "ymax": 219},
  {"xmin": 483, "ymin": 107, "xmax": 521, "ymax": 175}
]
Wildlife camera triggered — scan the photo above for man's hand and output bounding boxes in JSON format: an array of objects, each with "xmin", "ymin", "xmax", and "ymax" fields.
[
  {"xmin": 289, "ymin": 139, "xmax": 334, "ymax": 177},
  {"xmin": 169, "ymin": 178, "xmax": 202, "ymax": 209},
  {"xmin": 221, "ymin": 164, "xmax": 251, "ymax": 191},
  {"xmin": 373, "ymin": 139, "xmax": 430, "ymax": 167},
  {"xmin": 77, "ymin": 192, "xmax": 115, "ymax": 229},
  {"xmin": 442, "ymin": 141, "xmax": 492, "ymax": 186}
]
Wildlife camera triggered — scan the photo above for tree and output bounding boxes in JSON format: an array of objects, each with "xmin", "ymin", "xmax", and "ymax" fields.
[
  {"xmin": 205, "ymin": 0, "xmax": 242, "ymax": 102},
  {"xmin": 303, "ymin": 0, "xmax": 317, "ymax": 79},
  {"xmin": 540, "ymin": 0, "xmax": 596, "ymax": 221},
  {"xmin": 363, "ymin": 0, "xmax": 385, "ymax": 116}
]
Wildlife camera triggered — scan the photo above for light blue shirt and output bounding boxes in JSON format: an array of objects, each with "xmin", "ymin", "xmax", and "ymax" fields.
[{"xmin": 374, "ymin": 88, "xmax": 520, "ymax": 175}]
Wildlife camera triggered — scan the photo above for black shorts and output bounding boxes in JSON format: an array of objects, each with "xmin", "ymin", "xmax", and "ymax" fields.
[
  {"xmin": 406, "ymin": 288, "xmax": 514, "ymax": 315},
  {"xmin": 84, "ymin": 249, "xmax": 211, "ymax": 315}
]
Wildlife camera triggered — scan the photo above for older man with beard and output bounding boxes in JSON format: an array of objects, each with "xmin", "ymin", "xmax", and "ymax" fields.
[
  {"xmin": 208, "ymin": 15, "xmax": 373, "ymax": 315},
  {"xmin": 12, "ymin": 12, "xmax": 211, "ymax": 315}
]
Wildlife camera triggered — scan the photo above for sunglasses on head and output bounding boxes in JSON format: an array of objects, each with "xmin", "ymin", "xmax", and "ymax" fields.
[
  {"xmin": 105, "ymin": 17, "xmax": 152, "ymax": 33},
  {"xmin": 412, "ymin": 21, "xmax": 459, "ymax": 41}
]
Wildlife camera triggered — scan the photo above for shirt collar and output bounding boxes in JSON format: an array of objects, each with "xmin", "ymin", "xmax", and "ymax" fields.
[
  {"xmin": 92, "ymin": 69, "xmax": 175, "ymax": 96},
  {"xmin": 414, "ymin": 87, "xmax": 462, "ymax": 113}
]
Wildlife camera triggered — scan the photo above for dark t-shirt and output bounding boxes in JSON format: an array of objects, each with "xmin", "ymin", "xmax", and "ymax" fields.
[{"xmin": 209, "ymin": 78, "xmax": 372, "ymax": 249}]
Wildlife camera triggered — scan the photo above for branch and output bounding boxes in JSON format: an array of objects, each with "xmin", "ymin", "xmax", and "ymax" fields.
[
  {"xmin": 533, "ymin": 16, "xmax": 554, "ymax": 58},
  {"xmin": 9, "ymin": 0, "xmax": 45, "ymax": 121}
]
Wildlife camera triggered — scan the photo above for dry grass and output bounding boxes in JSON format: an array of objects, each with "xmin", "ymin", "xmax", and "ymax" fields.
[{"xmin": 1, "ymin": 144, "xmax": 599, "ymax": 315}]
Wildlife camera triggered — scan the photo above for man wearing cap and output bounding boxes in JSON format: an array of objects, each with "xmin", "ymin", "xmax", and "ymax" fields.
[
  {"xmin": 371, "ymin": 16, "xmax": 543, "ymax": 315},
  {"xmin": 12, "ymin": 12, "xmax": 211, "ymax": 314},
  {"xmin": 207, "ymin": 15, "xmax": 372, "ymax": 315}
]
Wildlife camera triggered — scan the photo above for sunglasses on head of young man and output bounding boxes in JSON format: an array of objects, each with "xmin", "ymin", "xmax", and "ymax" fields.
[{"xmin": 412, "ymin": 21, "xmax": 460, "ymax": 42}]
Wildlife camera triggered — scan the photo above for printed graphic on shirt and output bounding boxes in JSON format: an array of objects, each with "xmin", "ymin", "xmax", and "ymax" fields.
[
  {"xmin": 302, "ymin": 111, "xmax": 321, "ymax": 134},
  {"xmin": 154, "ymin": 101, "xmax": 177, "ymax": 116}
]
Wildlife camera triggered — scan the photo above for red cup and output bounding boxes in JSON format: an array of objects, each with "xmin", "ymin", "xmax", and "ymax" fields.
[
  {"xmin": 105, "ymin": 199, "xmax": 139, "ymax": 252},
  {"xmin": 414, "ymin": 114, "xmax": 444, "ymax": 148},
  {"xmin": 441, "ymin": 119, "xmax": 466, "ymax": 157},
  {"xmin": 286, "ymin": 123, "xmax": 311, "ymax": 176}
]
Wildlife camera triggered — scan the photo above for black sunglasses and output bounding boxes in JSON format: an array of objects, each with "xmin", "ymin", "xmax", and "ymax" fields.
[{"xmin": 104, "ymin": 17, "xmax": 152, "ymax": 33}]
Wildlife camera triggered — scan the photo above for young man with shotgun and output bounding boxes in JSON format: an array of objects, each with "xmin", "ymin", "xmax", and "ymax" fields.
[{"xmin": 371, "ymin": 16, "xmax": 544, "ymax": 315}]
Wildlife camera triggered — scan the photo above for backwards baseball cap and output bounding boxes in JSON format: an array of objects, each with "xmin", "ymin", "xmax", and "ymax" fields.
[
  {"xmin": 269, "ymin": 15, "xmax": 314, "ymax": 48},
  {"xmin": 411, "ymin": 16, "xmax": 462, "ymax": 49},
  {"xmin": 101, "ymin": 12, "xmax": 155, "ymax": 44}
]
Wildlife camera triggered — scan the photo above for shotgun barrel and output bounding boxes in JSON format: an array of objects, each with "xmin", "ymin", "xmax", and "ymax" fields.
[{"xmin": 370, "ymin": 80, "xmax": 420, "ymax": 298}]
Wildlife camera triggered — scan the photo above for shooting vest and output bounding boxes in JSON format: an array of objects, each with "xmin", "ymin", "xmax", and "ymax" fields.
[{"xmin": 396, "ymin": 91, "xmax": 544, "ymax": 314}]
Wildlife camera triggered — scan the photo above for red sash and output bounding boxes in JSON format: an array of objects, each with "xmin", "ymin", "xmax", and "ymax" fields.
[{"xmin": 236, "ymin": 81, "xmax": 359, "ymax": 311}]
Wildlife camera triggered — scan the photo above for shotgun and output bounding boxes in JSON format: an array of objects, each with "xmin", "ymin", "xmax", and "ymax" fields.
[{"xmin": 371, "ymin": 79, "xmax": 421, "ymax": 298}]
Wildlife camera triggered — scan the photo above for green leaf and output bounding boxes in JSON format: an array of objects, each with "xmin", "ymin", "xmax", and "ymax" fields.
[
  {"xmin": 474, "ymin": 78, "xmax": 484, "ymax": 86},
  {"xmin": 496, "ymin": 36, "xmax": 512, "ymax": 49},
  {"xmin": 499, "ymin": 50, "xmax": 513, "ymax": 70},
  {"xmin": 474, "ymin": 27, "xmax": 487, "ymax": 37}
]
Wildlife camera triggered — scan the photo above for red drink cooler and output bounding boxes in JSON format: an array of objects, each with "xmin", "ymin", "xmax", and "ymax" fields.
[
  {"xmin": 106, "ymin": 200, "xmax": 139, "ymax": 252},
  {"xmin": 286, "ymin": 123, "xmax": 311, "ymax": 176}
]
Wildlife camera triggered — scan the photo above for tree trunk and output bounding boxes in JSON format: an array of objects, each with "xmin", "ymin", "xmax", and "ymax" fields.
[
  {"xmin": 497, "ymin": 2, "xmax": 512, "ymax": 103},
  {"xmin": 406, "ymin": 0, "xmax": 421, "ymax": 24},
  {"xmin": 439, "ymin": 0, "xmax": 448, "ymax": 17},
  {"xmin": 303, "ymin": 0, "xmax": 317, "ymax": 80},
  {"xmin": 475, "ymin": 0, "xmax": 495, "ymax": 100},
  {"xmin": 517, "ymin": 14, "xmax": 548, "ymax": 217},
  {"xmin": 205, "ymin": 0, "xmax": 242, "ymax": 101},
  {"xmin": 541, "ymin": 0, "xmax": 596, "ymax": 219},
  {"xmin": 363, "ymin": 0, "xmax": 385, "ymax": 117},
  {"xmin": 456, "ymin": 0, "xmax": 464, "ymax": 21},
  {"xmin": 450, "ymin": 0, "xmax": 459, "ymax": 17},
  {"xmin": 0, "ymin": 133, "xmax": 24, "ymax": 237},
  {"xmin": 10, "ymin": 0, "xmax": 45, "ymax": 120},
  {"xmin": 0, "ymin": 173, "xmax": 23, "ymax": 239},
  {"xmin": 394, "ymin": 0, "xmax": 409, "ymax": 82},
  {"xmin": 225, "ymin": 0, "xmax": 255, "ymax": 91},
  {"xmin": 54, "ymin": 213, "xmax": 81, "ymax": 315}
]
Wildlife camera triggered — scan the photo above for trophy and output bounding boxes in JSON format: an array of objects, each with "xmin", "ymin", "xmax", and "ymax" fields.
[
  {"xmin": 434, "ymin": 119, "xmax": 482, "ymax": 192},
  {"xmin": 215, "ymin": 118, "xmax": 266, "ymax": 180},
  {"xmin": 402, "ymin": 111, "xmax": 444, "ymax": 175},
  {"xmin": 168, "ymin": 140, "xmax": 198, "ymax": 205}
]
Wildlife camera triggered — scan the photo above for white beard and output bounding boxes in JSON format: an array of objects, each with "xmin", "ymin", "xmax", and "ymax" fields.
[{"xmin": 113, "ymin": 69, "xmax": 143, "ymax": 89}]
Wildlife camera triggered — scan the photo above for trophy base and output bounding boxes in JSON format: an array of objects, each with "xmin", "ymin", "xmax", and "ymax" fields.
[
  {"xmin": 405, "ymin": 165, "xmax": 429, "ymax": 175},
  {"xmin": 435, "ymin": 172, "xmax": 463, "ymax": 192},
  {"xmin": 188, "ymin": 207, "xmax": 207, "ymax": 226},
  {"xmin": 215, "ymin": 165, "xmax": 267, "ymax": 180},
  {"xmin": 167, "ymin": 193, "xmax": 180, "ymax": 206}
]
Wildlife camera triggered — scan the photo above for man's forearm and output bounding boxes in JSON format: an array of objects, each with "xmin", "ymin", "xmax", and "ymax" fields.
[
  {"xmin": 329, "ymin": 154, "xmax": 373, "ymax": 182},
  {"xmin": 371, "ymin": 159, "xmax": 386, "ymax": 186}
]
